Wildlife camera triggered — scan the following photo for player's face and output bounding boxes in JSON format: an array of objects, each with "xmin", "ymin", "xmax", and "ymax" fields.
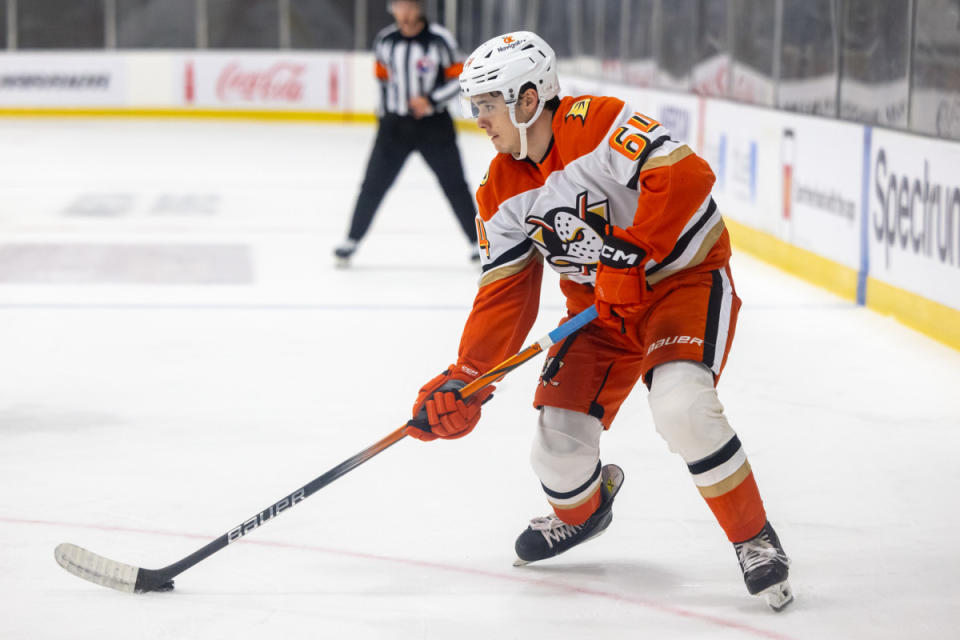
[{"xmin": 470, "ymin": 94, "xmax": 520, "ymax": 155}]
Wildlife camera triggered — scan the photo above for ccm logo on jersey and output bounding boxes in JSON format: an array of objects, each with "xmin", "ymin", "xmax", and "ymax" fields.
[
  {"xmin": 599, "ymin": 236, "xmax": 646, "ymax": 268},
  {"xmin": 647, "ymin": 335, "xmax": 704, "ymax": 355}
]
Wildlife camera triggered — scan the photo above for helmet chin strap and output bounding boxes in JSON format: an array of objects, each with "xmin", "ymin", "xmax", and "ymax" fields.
[{"xmin": 508, "ymin": 100, "xmax": 547, "ymax": 161}]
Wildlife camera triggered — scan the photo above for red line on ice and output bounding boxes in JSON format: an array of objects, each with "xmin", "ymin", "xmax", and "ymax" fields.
[{"xmin": 5, "ymin": 516, "xmax": 797, "ymax": 640}]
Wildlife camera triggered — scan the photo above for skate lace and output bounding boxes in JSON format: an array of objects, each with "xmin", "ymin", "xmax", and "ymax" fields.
[
  {"xmin": 529, "ymin": 515, "xmax": 582, "ymax": 549},
  {"xmin": 736, "ymin": 533, "xmax": 789, "ymax": 573}
]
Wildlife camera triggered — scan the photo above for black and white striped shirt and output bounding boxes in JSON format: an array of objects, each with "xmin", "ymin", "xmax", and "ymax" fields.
[{"xmin": 372, "ymin": 22, "xmax": 463, "ymax": 117}]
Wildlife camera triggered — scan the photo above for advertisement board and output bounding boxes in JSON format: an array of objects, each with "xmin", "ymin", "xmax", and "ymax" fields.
[
  {"xmin": 778, "ymin": 112, "xmax": 863, "ymax": 270},
  {"xmin": 698, "ymin": 100, "xmax": 864, "ymax": 270},
  {"xmin": 0, "ymin": 54, "xmax": 123, "ymax": 106},
  {"xmin": 868, "ymin": 128, "xmax": 960, "ymax": 310},
  {"xmin": 701, "ymin": 99, "xmax": 782, "ymax": 237},
  {"xmin": 184, "ymin": 53, "xmax": 348, "ymax": 110}
]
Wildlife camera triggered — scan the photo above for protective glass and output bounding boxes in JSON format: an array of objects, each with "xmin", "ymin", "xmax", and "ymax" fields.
[{"xmin": 459, "ymin": 92, "xmax": 510, "ymax": 120}]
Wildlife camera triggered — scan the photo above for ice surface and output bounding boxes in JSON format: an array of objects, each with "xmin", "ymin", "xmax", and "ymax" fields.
[{"xmin": 1, "ymin": 117, "xmax": 958, "ymax": 639}]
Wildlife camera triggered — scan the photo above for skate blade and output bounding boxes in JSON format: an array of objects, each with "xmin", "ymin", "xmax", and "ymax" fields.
[
  {"xmin": 334, "ymin": 257, "xmax": 351, "ymax": 269},
  {"xmin": 761, "ymin": 580, "xmax": 794, "ymax": 611},
  {"xmin": 512, "ymin": 557, "xmax": 530, "ymax": 567}
]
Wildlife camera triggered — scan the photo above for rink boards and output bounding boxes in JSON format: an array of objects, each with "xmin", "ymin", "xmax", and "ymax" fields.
[{"xmin": 1, "ymin": 49, "xmax": 958, "ymax": 350}]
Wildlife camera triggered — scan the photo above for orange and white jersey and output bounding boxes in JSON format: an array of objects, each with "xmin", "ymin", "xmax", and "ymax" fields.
[{"xmin": 456, "ymin": 95, "xmax": 730, "ymax": 374}]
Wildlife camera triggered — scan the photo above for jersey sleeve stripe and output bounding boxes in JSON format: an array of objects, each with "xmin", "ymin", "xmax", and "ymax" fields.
[
  {"xmin": 654, "ymin": 219, "xmax": 725, "ymax": 280},
  {"xmin": 478, "ymin": 246, "xmax": 540, "ymax": 288},
  {"xmin": 481, "ymin": 237, "xmax": 534, "ymax": 272},
  {"xmin": 647, "ymin": 220, "xmax": 724, "ymax": 286},
  {"xmin": 645, "ymin": 197, "xmax": 720, "ymax": 277},
  {"xmin": 642, "ymin": 144, "xmax": 694, "ymax": 172},
  {"xmin": 626, "ymin": 133, "xmax": 671, "ymax": 190}
]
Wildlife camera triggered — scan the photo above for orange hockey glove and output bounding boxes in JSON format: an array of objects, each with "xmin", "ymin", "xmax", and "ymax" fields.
[
  {"xmin": 594, "ymin": 227, "xmax": 649, "ymax": 320},
  {"xmin": 406, "ymin": 364, "xmax": 495, "ymax": 441}
]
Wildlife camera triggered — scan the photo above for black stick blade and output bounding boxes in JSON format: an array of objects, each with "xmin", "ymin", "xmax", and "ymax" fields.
[
  {"xmin": 134, "ymin": 569, "xmax": 176, "ymax": 593},
  {"xmin": 54, "ymin": 543, "xmax": 141, "ymax": 593}
]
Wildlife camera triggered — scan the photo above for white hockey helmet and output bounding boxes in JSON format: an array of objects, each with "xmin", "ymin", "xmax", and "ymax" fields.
[{"xmin": 459, "ymin": 31, "xmax": 559, "ymax": 159}]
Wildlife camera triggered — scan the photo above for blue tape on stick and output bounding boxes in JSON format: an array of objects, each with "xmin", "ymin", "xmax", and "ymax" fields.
[{"xmin": 547, "ymin": 306, "xmax": 598, "ymax": 345}]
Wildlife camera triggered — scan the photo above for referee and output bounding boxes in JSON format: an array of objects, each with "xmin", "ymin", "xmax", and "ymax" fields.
[{"xmin": 334, "ymin": 0, "xmax": 479, "ymax": 265}]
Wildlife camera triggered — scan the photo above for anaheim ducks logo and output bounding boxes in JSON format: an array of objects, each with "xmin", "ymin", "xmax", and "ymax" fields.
[
  {"xmin": 525, "ymin": 191, "xmax": 610, "ymax": 276},
  {"xmin": 539, "ymin": 356, "xmax": 563, "ymax": 386},
  {"xmin": 565, "ymin": 98, "xmax": 592, "ymax": 123}
]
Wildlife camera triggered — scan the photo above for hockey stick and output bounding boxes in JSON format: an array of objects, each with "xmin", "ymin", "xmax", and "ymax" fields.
[{"xmin": 55, "ymin": 305, "xmax": 599, "ymax": 594}]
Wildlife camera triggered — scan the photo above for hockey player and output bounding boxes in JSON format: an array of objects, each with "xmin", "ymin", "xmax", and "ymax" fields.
[
  {"xmin": 404, "ymin": 31, "xmax": 793, "ymax": 611},
  {"xmin": 333, "ymin": 0, "xmax": 479, "ymax": 266}
]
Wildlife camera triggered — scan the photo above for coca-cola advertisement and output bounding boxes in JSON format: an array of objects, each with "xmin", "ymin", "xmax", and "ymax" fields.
[
  {"xmin": 186, "ymin": 53, "xmax": 345, "ymax": 110},
  {"xmin": 216, "ymin": 61, "xmax": 306, "ymax": 103}
]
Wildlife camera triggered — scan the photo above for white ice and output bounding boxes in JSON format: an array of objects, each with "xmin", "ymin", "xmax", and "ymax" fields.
[{"xmin": 1, "ymin": 117, "xmax": 959, "ymax": 640}]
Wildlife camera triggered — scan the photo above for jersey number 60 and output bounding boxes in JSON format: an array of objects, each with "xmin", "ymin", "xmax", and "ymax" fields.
[{"xmin": 609, "ymin": 113, "xmax": 660, "ymax": 162}]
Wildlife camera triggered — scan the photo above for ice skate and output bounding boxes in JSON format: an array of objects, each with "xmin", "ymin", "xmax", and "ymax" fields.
[
  {"xmin": 513, "ymin": 464, "xmax": 623, "ymax": 566},
  {"xmin": 734, "ymin": 520, "xmax": 793, "ymax": 611},
  {"xmin": 333, "ymin": 239, "xmax": 358, "ymax": 267}
]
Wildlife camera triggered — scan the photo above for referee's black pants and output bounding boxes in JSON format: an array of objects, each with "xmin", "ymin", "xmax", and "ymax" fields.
[{"xmin": 346, "ymin": 111, "xmax": 477, "ymax": 244}]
